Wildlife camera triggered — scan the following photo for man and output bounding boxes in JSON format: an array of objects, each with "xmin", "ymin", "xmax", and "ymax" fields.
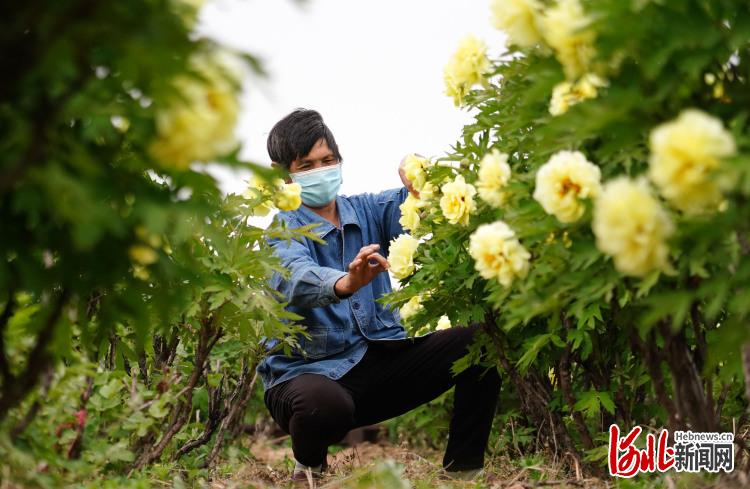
[{"xmin": 257, "ymin": 108, "xmax": 501, "ymax": 484}]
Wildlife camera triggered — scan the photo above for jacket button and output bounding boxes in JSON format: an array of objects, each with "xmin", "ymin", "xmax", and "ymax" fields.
[{"xmin": 352, "ymin": 302, "xmax": 360, "ymax": 310}]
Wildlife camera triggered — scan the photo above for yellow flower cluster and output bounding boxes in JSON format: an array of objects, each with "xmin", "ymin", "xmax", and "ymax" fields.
[
  {"xmin": 436, "ymin": 315, "xmax": 452, "ymax": 330},
  {"xmin": 648, "ymin": 109, "xmax": 736, "ymax": 215},
  {"xmin": 491, "ymin": 0, "xmax": 598, "ymax": 101},
  {"xmin": 469, "ymin": 221, "xmax": 530, "ymax": 287},
  {"xmin": 490, "ymin": 0, "xmax": 543, "ymax": 48},
  {"xmin": 402, "ymin": 154, "xmax": 431, "ymax": 193},
  {"xmin": 150, "ymin": 53, "xmax": 241, "ymax": 170},
  {"xmin": 549, "ymin": 74, "xmax": 606, "ymax": 116},
  {"xmin": 444, "ymin": 35, "xmax": 490, "ymax": 106},
  {"xmin": 419, "ymin": 181, "xmax": 438, "ymax": 201},
  {"xmin": 592, "ymin": 177, "xmax": 674, "ymax": 277},
  {"xmin": 399, "ymin": 194, "xmax": 425, "ymax": 232},
  {"xmin": 388, "ymin": 234, "xmax": 420, "ymax": 280},
  {"xmin": 541, "ymin": 0, "xmax": 596, "ymax": 79},
  {"xmin": 243, "ymin": 176, "xmax": 302, "ymax": 215},
  {"xmin": 533, "ymin": 150, "xmax": 601, "ymax": 223},
  {"xmin": 399, "ymin": 295, "xmax": 424, "ymax": 321},
  {"xmin": 440, "ymin": 175, "xmax": 477, "ymax": 226},
  {"xmin": 477, "ymin": 149, "xmax": 512, "ymax": 208},
  {"xmin": 275, "ymin": 180, "xmax": 303, "ymax": 211}
]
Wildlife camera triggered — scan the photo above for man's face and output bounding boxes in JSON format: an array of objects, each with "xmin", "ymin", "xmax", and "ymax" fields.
[{"xmin": 288, "ymin": 138, "xmax": 339, "ymax": 178}]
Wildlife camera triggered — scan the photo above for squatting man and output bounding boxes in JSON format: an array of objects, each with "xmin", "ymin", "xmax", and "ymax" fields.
[{"xmin": 257, "ymin": 109, "xmax": 501, "ymax": 483}]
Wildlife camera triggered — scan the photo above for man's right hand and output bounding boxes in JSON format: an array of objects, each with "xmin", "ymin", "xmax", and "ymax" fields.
[{"xmin": 334, "ymin": 244, "xmax": 389, "ymax": 297}]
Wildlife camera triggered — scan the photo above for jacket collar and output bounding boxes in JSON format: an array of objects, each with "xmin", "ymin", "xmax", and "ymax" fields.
[{"xmin": 292, "ymin": 195, "xmax": 359, "ymax": 238}]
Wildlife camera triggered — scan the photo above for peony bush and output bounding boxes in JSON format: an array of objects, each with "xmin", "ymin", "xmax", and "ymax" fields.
[{"xmin": 384, "ymin": 0, "xmax": 750, "ymax": 472}]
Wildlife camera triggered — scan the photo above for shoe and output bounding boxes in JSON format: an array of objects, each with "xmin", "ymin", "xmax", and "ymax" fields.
[
  {"xmin": 291, "ymin": 468, "xmax": 320, "ymax": 488},
  {"xmin": 291, "ymin": 459, "xmax": 327, "ymax": 487}
]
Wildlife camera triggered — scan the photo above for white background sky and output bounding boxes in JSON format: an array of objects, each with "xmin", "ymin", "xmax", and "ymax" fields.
[{"xmin": 198, "ymin": 0, "xmax": 507, "ymax": 202}]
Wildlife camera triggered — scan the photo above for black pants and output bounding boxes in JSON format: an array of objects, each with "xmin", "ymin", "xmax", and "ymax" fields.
[{"xmin": 263, "ymin": 323, "xmax": 501, "ymax": 471}]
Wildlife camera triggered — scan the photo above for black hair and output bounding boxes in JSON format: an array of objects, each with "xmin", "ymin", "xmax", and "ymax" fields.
[{"xmin": 267, "ymin": 109, "xmax": 343, "ymax": 170}]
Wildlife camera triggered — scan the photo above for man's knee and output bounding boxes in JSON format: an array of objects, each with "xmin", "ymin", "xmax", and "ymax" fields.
[{"xmin": 290, "ymin": 376, "xmax": 355, "ymax": 436}]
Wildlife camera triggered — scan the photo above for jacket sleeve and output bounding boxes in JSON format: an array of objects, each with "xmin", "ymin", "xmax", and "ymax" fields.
[{"xmin": 268, "ymin": 219, "xmax": 349, "ymax": 309}]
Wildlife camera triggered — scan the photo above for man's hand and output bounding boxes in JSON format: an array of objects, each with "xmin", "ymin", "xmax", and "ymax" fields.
[
  {"xmin": 399, "ymin": 154, "xmax": 421, "ymax": 199},
  {"xmin": 334, "ymin": 244, "xmax": 389, "ymax": 297}
]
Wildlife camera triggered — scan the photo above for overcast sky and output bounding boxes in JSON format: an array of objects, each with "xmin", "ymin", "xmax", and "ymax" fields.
[{"xmin": 198, "ymin": 0, "xmax": 506, "ymax": 201}]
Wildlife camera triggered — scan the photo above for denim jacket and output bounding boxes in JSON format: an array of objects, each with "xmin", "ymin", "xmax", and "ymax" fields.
[{"xmin": 257, "ymin": 186, "xmax": 412, "ymax": 390}]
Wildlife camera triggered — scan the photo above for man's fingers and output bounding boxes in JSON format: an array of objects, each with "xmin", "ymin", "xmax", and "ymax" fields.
[
  {"xmin": 352, "ymin": 244, "xmax": 380, "ymax": 265},
  {"xmin": 366, "ymin": 253, "xmax": 388, "ymax": 269},
  {"xmin": 356, "ymin": 244, "xmax": 380, "ymax": 259},
  {"xmin": 348, "ymin": 245, "xmax": 387, "ymax": 275}
]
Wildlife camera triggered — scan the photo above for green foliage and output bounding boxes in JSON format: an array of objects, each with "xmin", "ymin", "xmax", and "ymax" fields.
[{"xmin": 0, "ymin": 0, "xmax": 316, "ymax": 486}]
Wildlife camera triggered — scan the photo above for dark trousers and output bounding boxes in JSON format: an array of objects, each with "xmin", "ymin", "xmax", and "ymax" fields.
[{"xmin": 263, "ymin": 323, "xmax": 501, "ymax": 471}]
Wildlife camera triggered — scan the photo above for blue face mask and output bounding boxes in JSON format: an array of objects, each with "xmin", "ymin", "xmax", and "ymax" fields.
[{"xmin": 289, "ymin": 163, "xmax": 343, "ymax": 208}]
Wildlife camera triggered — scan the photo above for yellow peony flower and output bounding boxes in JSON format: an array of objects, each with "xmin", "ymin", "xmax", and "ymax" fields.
[
  {"xmin": 274, "ymin": 180, "xmax": 302, "ymax": 211},
  {"xmin": 469, "ymin": 221, "xmax": 531, "ymax": 287},
  {"xmin": 490, "ymin": 0, "xmax": 543, "ymax": 48},
  {"xmin": 592, "ymin": 177, "xmax": 674, "ymax": 277},
  {"xmin": 436, "ymin": 315, "xmax": 452, "ymax": 330},
  {"xmin": 541, "ymin": 0, "xmax": 596, "ymax": 79},
  {"xmin": 242, "ymin": 176, "xmax": 275, "ymax": 216},
  {"xmin": 400, "ymin": 295, "xmax": 424, "ymax": 321},
  {"xmin": 476, "ymin": 149, "xmax": 512, "ymax": 208},
  {"xmin": 399, "ymin": 194, "xmax": 424, "ymax": 232},
  {"xmin": 419, "ymin": 181, "xmax": 438, "ymax": 201},
  {"xmin": 533, "ymin": 150, "xmax": 601, "ymax": 223},
  {"xmin": 440, "ymin": 175, "xmax": 477, "ymax": 226},
  {"xmin": 402, "ymin": 154, "xmax": 431, "ymax": 192},
  {"xmin": 648, "ymin": 109, "xmax": 736, "ymax": 215},
  {"xmin": 549, "ymin": 74, "xmax": 606, "ymax": 116},
  {"xmin": 129, "ymin": 245, "xmax": 158, "ymax": 265},
  {"xmin": 444, "ymin": 35, "xmax": 491, "ymax": 106},
  {"xmin": 150, "ymin": 53, "xmax": 240, "ymax": 169},
  {"xmin": 388, "ymin": 234, "xmax": 420, "ymax": 280}
]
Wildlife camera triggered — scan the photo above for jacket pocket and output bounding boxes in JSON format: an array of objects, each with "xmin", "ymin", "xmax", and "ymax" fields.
[{"xmin": 294, "ymin": 324, "xmax": 329, "ymax": 359}]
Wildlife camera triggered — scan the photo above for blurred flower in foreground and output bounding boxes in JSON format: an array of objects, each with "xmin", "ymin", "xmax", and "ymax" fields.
[
  {"xmin": 541, "ymin": 0, "xmax": 596, "ymax": 79},
  {"xmin": 648, "ymin": 109, "xmax": 736, "ymax": 215},
  {"xmin": 150, "ymin": 52, "xmax": 241, "ymax": 170},
  {"xmin": 491, "ymin": 0, "xmax": 543, "ymax": 48},
  {"xmin": 549, "ymin": 74, "xmax": 606, "ymax": 116},
  {"xmin": 242, "ymin": 176, "xmax": 302, "ymax": 215},
  {"xmin": 592, "ymin": 177, "xmax": 674, "ymax": 277},
  {"xmin": 274, "ymin": 179, "xmax": 302, "ymax": 211}
]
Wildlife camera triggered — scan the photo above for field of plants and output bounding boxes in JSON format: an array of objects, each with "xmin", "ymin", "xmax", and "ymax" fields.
[{"xmin": 2, "ymin": 0, "xmax": 750, "ymax": 488}]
